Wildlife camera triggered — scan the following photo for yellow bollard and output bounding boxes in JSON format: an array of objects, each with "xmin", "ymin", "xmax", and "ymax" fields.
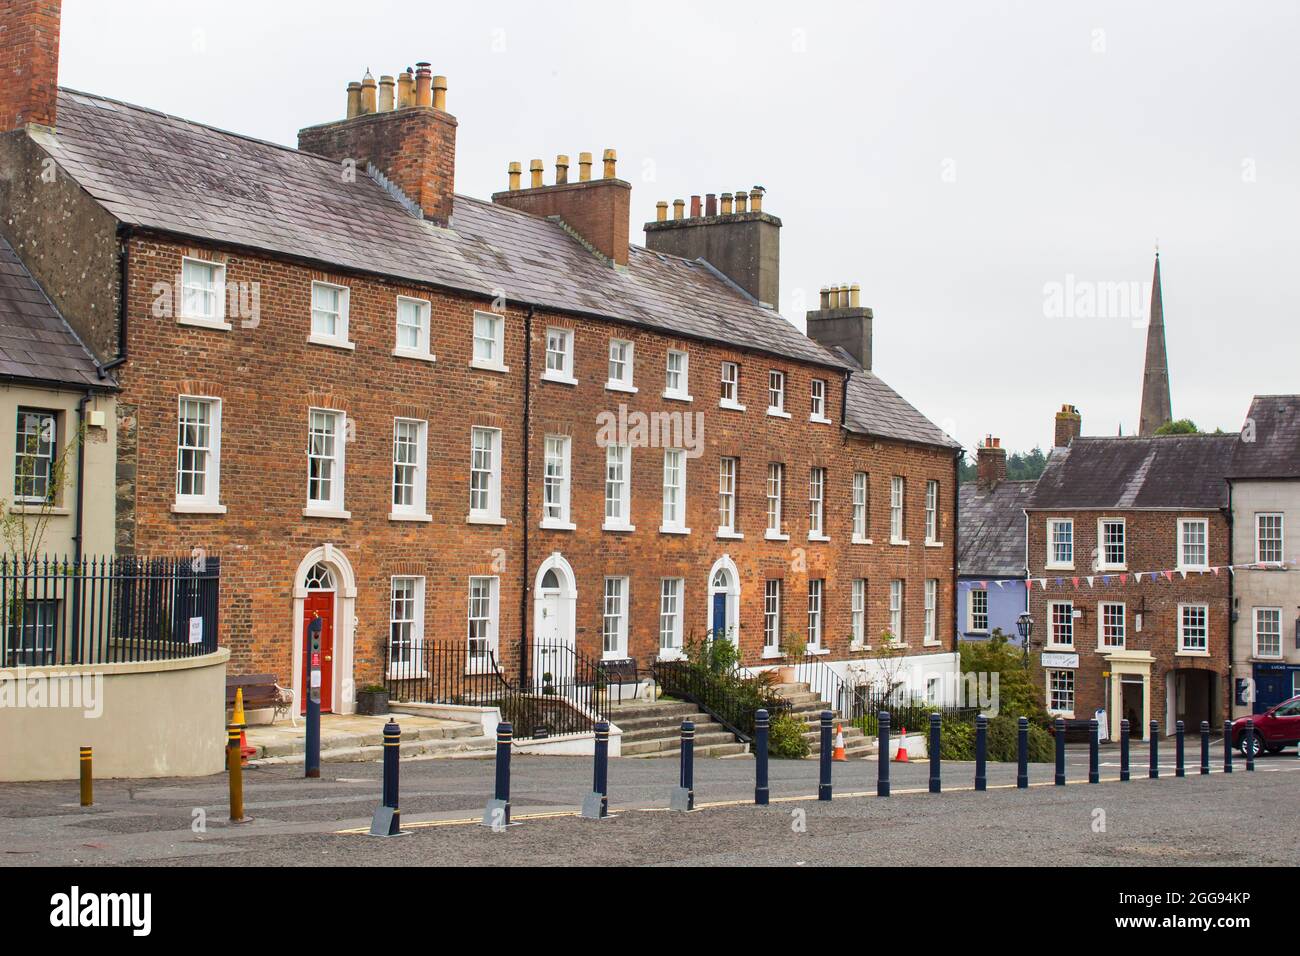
[
  {"xmin": 79, "ymin": 746, "xmax": 93, "ymax": 807},
  {"xmin": 227, "ymin": 724, "xmax": 247, "ymax": 823},
  {"xmin": 233, "ymin": 687, "xmax": 247, "ymax": 727}
]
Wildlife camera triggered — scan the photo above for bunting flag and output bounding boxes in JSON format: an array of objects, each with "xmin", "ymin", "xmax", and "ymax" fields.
[
  {"xmin": 1212, "ymin": 567, "xmax": 1220, "ymax": 576},
  {"xmin": 1178, "ymin": 569, "xmax": 1188, "ymax": 580},
  {"xmin": 1119, "ymin": 573, "xmax": 1128, "ymax": 584},
  {"xmin": 1085, "ymin": 576, "xmax": 1095, "ymax": 588},
  {"xmin": 1162, "ymin": 570, "xmax": 1175, "ymax": 582},
  {"xmin": 1134, "ymin": 572, "xmax": 1143, "ymax": 583}
]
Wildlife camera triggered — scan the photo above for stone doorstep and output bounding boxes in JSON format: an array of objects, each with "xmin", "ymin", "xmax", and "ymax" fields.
[{"xmin": 244, "ymin": 713, "xmax": 486, "ymax": 760}]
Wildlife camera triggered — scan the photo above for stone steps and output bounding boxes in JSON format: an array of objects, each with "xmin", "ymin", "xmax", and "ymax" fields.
[
  {"xmin": 633, "ymin": 741, "xmax": 751, "ymax": 759},
  {"xmin": 251, "ymin": 721, "xmax": 483, "ymax": 760},
  {"xmin": 773, "ymin": 681, "xmax": 878, "ymax": 758},
  {"xmin": 620, "ymin": 729, "xmax": 738, "ymax": 755},
  {"xmin": 250, "ymin": 733, "xmax": 494, "ymax": 766},
  {"xmin": 609, "ymin": 700, "xmax": 746, "ymax": 758}
]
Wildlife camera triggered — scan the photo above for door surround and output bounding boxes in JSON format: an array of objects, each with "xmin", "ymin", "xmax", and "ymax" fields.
[
  {"xmin": 291, "ymin": 544, "xmax": 358, "ymax": 715},
  {"xmin": 707, "ymin": 554, "xmax": 741, "ymax": 647},
  {"xmin": 532, "ymin": 552, "xmax": 577, "ymax": 679},
  {"xmin": 1103, "ymin": 649, "xmax": 1153, "ymax": 741}
]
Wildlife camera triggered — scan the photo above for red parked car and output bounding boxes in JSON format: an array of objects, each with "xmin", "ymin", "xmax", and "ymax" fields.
[{"xmin": 1232, "ymin": 695, "xmax": 1300, "ymax": 757}]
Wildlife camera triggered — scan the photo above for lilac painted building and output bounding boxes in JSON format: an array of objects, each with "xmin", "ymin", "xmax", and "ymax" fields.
[{"xmin": 958, "ymin": 439, "xmax": 1031, "ymax": 644}]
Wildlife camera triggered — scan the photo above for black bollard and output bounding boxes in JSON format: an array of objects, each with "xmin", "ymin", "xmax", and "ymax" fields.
[
  {"xmin": 1149, "ymin": 720, "xmax": 1159, "ymax": 779},
  {"xmin": 482, "ymin": 721, "xmax": 513, "ymax": 828},
  {"xmin": 1176, "ymin": 721, "xmax": 1185, "ymax": 778},
  {"xmin": 1054, "ymin": 716, "xmax": 1066, "ymax": 786},
  {"xmin": 1089, "ymin": 718, "xmax": 1100, "ymax": 783},
  {"xmin": 673, "ymin": 720, "xmax": 695, "ymax": 811},
  {"xmin": 754, "ymin": 709, "xmax": 770, "ymax": 806},
  {"xmin": 581, "ymin": 720, "xmax": 611, "ymax": 819},
  {"xmin": 928, "ymin": 713, "xmax": 941, "ymax": 794},
  {"xmin": 974, "ymin": 715, "xmax": 988, "ymax": 791},
  {"xmin": 305, "ymin": 616, "xmax": 323, "ymax": 779},
  {"xmin": 1200, "ymin": 721, "xmax": 1210, "ymax": 775},
  {"xmin": 1016, "ymin": 717, "xmax": 1028, "ymax": 789},
  {"xmin": 877, "ymin": 711, "xmax": 891, "ymax": 797},
  {"xmin": 1245, "ymin": 719, "xmax": 1255, "ymax": 772},
  {"xmin": 818, "ymin": 711, "xmax": 833, "ymax": 801},
  {"xmin": 1223, "ymin": 719, "xmax": 1233, "ymax": 774},
  {"xmin": 1120, "ymin": 719, "xmax": 1130, "ymax": 782},
  {"xmin": 368, "ymin": 718, "xmax": 402, "ymax": 836}
]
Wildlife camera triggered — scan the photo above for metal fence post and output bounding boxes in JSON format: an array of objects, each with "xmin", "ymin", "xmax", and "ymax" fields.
[
  {"xmin": 1223, "ymin": 719, "xmax": 1233, "ymax": 774},
  {"xmin": 974, "ymin": 715, "xmax": 987, "ymax": 791},
  {"xmin": 877, "ymin": 711, "xmax": 891, "ymax": 797},
  {"xmin": 1245, "ymin": 718, "xmax": 1255, "ymax": 772},
  {"xmin": 1054, "ymin": 716, "xmax": 1066, "ymax": 786},
  {"xmin": 1149, "ymin": 720, "xmax": 1159, "ymax": 779},
  {"xmin": 1199, "ymin": 721, "xmax": 1210, "ymax": 775},
  {"xmin": 928, "ymin": 713, "xmax": 941, "ymax": 794},
  {"xmin": 1175, "ymin": 720, "xmax": 1185, "ymax": 778},
  {"xmin": 818, "ymin": 711, "xmax": 833, "ymax": 801},
  {"xmin": 227, "ymin": 724, "xmax": 246, "ymax": 823},
  {"xmin": 79, "ymin": 746, "xmax": 93, "ymax": 808},
  {"xmin": 482, "ymin": 721, "xmax": 513, "ymax": 828},
  {"xmin": 754, "ymin": 709, "xmax": 770, "ymax": 806},
  {"xmin": 1089, "ymin": 718, "xmax": 1100, "ymax": 784},
  {"xmin": 1016, "ymin": 717, "xmax": 1028, "ymax": 789},
  {"xmin": 1120, "ymin": 719, "xmax": 1130, "ymax": 782}
]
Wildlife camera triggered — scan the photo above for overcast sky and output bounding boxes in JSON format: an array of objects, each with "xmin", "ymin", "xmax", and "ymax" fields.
[{"xmin": 59, "ymin": 1, "xmax": 1299, "ymax": 455}]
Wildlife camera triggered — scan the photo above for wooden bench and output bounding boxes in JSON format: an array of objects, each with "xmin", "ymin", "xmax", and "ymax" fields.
[
  {"xmin": 601, "ymin": 658, "xmax": 640, "ymax": 702},
  {"xmin": 226, "ymin": 673, "xmax": 295, "ymax": 726}
]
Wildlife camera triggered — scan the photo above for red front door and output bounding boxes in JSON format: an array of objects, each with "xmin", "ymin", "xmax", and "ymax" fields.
[{"xmin": 302, "ymin": 591, "xmax": 335, "ymax": 713}]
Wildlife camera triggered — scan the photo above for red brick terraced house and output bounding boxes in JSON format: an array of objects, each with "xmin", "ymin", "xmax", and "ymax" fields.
[
  {"xmin": 1024, "ymin": 407, "xmax": 1234, "ymax": 740},
  {"xmin": 0, "ymin": 1, "xmax": 960, "ymax": 716}
]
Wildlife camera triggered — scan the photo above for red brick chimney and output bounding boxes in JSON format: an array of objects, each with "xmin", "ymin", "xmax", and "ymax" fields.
[
  {"xmin": 298, "ymin": 63, "xmax": 457, "ymax": 226},
  {"xmin": 1, "ymin": 0, "xmax": 62, "ymax": 131},
  {"xmin": 491, "ymin": 150, "xmax": 631, "ymax": 266},
  {"xmin": 976, "ymin": 436, "xmax": 1007, "ymax": 489},
  {"xmin": 1054, "ymin": 403, "xmax": 1082, "ymax": 449}
]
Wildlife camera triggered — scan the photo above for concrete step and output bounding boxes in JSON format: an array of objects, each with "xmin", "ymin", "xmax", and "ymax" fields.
[
  {"xmin": 251, "ymin": 733, "xmax": 494, "ymax": 766},
  {"xmin": 607, "ymin": 701, "xmax": 698, "ymax": 722},
  {"xmin": 779, "ymin": 692, "xmax": 825, "ymax": 707},
  {"xmin": 620, "ymin": 729, "xmax": 735, "ymax": 755},
  {"xmin": 253, "ymin": 721, "xmax": 482, "ymax": 759},
  {"xmin": 630, "ymin": 741, "xmax": 750, "ymax": 759},
  {"xmin": 613, "ymin": 712, "xmax": 715, "ymax": 734},
  {"xmin": 620, "ymin": 719, "xmax": 723, "ymax": 742},
  {"xmin": 772, "ymin": 682, "xmax": 811, "ymax": 695}
]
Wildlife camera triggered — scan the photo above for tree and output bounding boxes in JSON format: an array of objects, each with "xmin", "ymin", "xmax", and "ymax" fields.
[{"xmin": 1154, "ymin": 418, "xmax": 1199, "ymax": 435}]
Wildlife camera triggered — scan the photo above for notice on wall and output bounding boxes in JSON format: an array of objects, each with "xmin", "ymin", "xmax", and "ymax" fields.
[
  {"xmin": 310, "ymin": 670, "xmax": 322, "ymax": 689},
  {"xmin": 1041, "ymin": 652, "xmax": 1079, "ymax": 669},
  {"xmin": 188, "ymin": 617, "xmax": 203, "ymax": 644}
]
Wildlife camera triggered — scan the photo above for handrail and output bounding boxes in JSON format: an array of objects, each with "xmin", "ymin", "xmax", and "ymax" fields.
[{"xmin": 651, "ymin": 659, "xmax": 789, "ymax": 743}]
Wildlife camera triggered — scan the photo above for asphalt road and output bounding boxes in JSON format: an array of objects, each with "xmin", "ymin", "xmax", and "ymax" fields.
[{"xmin": 2, "ymin": 745, "xmax": 1296, "ymax": 866}]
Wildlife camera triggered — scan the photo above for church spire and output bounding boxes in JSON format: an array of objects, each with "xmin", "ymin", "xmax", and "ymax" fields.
[{"xmin": 1138, "ymin": 251, "xmax": 1172, "ymax": 436}]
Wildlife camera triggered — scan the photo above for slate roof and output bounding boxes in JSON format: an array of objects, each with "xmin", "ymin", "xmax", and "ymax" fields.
[
  {"xmin": 1026, "ymin": 435, "xmax": 1236, "ymax": 511},
  {"xmin": 0, "ymin": 235, "xmax": 110, "ymax": 389},
  {"xmin": 40, "ymin": 89, "xmax": 841, "ymax": 369},
  {"xmin": 831, "ymin": 348, "xmax": 959, "ymax": 449},
  {"xmin": 1229, "ymin": 395, "xmax": 1300, "ymax": 479},
  {"xmin": 958, "ymin": 480, "xmax": 1033, "ymax": 577}
]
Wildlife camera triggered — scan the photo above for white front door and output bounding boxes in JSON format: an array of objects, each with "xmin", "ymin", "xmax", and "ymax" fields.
[{"xmin": 535, "ymin": 589, "xmax": 565, "ymax": 689}]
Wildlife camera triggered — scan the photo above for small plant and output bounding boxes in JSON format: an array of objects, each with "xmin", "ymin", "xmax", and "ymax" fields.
[
  {"xmin": 767, "ymin": 712, "xmax": 810, "ymax": 759},
  {"xmin": 542, "ymin": 671, "xmax": 556, "ymax": 695},
  {"xmin": 360, "ymin": 683, "xmax": 386, "ymax": 694}
]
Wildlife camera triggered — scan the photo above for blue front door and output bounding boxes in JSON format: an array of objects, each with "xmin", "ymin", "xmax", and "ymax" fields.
[{"xmin": 712, "ymin": 592, "xmax": 726, "ymax": 639}]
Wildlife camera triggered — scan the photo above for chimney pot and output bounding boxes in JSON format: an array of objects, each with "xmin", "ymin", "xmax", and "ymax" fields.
[
  {"xmin": 508, "ymin": 161, "xmax": 522, "ymax": 191},
  {"xmin": 849, "ymin": 283, "xmax": 861, "ymax": 308},
  {"xmin": 432, "ymin": 75, "xmax": 448, "ymax": 111},
  {"xmin": 656, "ymin": 201, "xmax": 668, "ymax": 222},
  {"xmin": 414, "ymin": 63, "xmax": 432, "ymax": 106},
  {"xmin": 734, "ymin": 190, "xmax": 747, "ymax": 213},
  {"xmin": 578, "ymin": 152, "xmax": 593, "ymax": 182},
  {"xmin": 345, "ymin": 81, "xmax": 362, "ymax": 119},
  {"xmin": 819, "ymin": 287, "xmax": 830, "ymax": 310},
  {"xmin": 360, "ymin": 72, "xmax": 378, "ymax": 114},
  {"xmin": 705, "ymin": 193, "xmax": 717, "ymax": 216},
  {"xmin": 397, "ymin": 71, "xmax": 414, "ymax": 109},
  {"xmin": 603, "ymin": 148, "xmax": 618, "ymax": 179},
  {"xmin": 378, "ymin": 75, "xmax": 395, "ymax": 112},
  {"xmin": 529, "ymin": 159, "xmax": 544, "ymax": 189},
  {"xmin": 555, "ymin": 154, "xmax": 570, "ymax": 184},
  {"xmin": 672, "ymin": 199, "xmax": 685, "ymax": 220},
  {"xmin": 720, "ymin": 192, "xmax": 734, "ymax": 215},
  {"xmin": 690, "ymin": 195, "xmax": 702, "ymax": 218},
  {"xmin": 750, "ymin": 187, "xmax": 764, "ymax": 212},
  {"xmin": 1054, "ymin": 403, "xmax": 1083, "ymax": 449}
]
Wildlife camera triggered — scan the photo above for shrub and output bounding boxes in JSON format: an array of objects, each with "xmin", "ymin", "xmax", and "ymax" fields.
[
  {"xmin": 939, "ymin": 715, "xmax": 976, "ymax": 760},
  {"xmin": 768, "ymin": 713, "xmax": 810, "ymax": 759},
  {"xmin": 959, "ymin": 631, "xmax": 1051, "ymax": 728},
  {"xmin": 985, "ymin": 714, "xmax": 1053, "ymax": 762}
]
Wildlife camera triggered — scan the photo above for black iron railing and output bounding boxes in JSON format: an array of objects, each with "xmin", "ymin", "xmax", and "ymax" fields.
[
  {"xmin": 385, "ymin": 639, "xmax": 609, "ymax": 741},
  {"xmin": 0, "ymin": 555, "xmax": 220, "ymax": 667},
  {"xmin": 652, "ymin": 659, "xmax": 790, "ymax": 742}
]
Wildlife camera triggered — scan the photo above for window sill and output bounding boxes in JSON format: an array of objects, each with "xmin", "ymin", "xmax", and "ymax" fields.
[
  {"xmin": 308, "ymin": 334, "xmax": 356, "ymax": 351},
  {"xmin": 178, "ymin": 315, "xmax": 232, "ymax": 331},
  {"xmin": 662, "ymin": 391, "xmax": 693, "ymax": 403},
  {"xmin": 657, "ymin": 650, "xmax": 686, "ymax": 663},
  {"xmin": 1177, "ymin": 565, "xmax": 1209, "ymax": 574},
  {"xmin": 766, "ymin": 408, "xmax": 791, "ymax": 419},
  {"xmin": 659, "ymin": 525, "xmax": 691, "ymax": 536},
  {"xmin": 303, "ymin": 507, "xmax": 351, "ymax": 520},
  {"xmin": 1044, "ymin": 644, "xmax": 1075, "ymax": 653},
  {"xmin": 890, "ymin": 538, "xmax": 910, "ymax": 547},
  {"xmin": 1048, "ymin": 710, "xmax": 1076, "ymax": 720},
  {"xmin": 603, "ymin": 521, "xmax": 636, "ymax": 533},
  {"xmin": 541, "ymin": 372, "xmax": 578, "ymax": 386},
  {"xmin": 966, "ymin": 630, "xmax": 990, "ymax": 638},
  {"xmin": 539, "ymin": 519, "xmax": 577, "ymax": 531},
  {"xmin": 851, "ymin": 536, "xmax": 873, "ymax": 546},
  {"xmin": 804, "ymin": 646, "xmax": 830, "ymax": 656},
  {"xmin": 10, "ymin": 504, "xmax": 70, "ymax": 516},
  {"xmin": 171, "ymin": 502, "xmax": 227, "ymax": 515},
  {"xmin": 390, "ymin": 512, "xmax": 432, "ymax": 522},
  {"xmin": 807, "ymin": 533, "xmax": 831, "ymax": 543},
  {"xmin": 808, "ymin": 415, "xmax": 832, "ymax": 425},
  {"xmin": 719, "ymin": 399, "xmax": 747, "ymax": 412},
  {"xmin": 716, "ymin": 529, "xmax": 744, "ymax": 540},
  {"xmin": 470, "ymin": 360, "xmax": 510, "ymax": 374},
  {"xmin": 388, "ymin": 669, "xmax": 429, "ymax": 680},
  {"xmin": 605, "ymin": 380, "xmax": 638, "ymax": 394},
  {"xmin": 1045, "ymin": 564, "xmax": 1075, "ymax": 572},
  {"xmin": 466, "ymin": 514, "xmax": 507, "ymax": 526},
  {"xmin": 764, "ymin": 530, "xmax": 790, "ymax": 542},
  {"xmin": 925, "ymin": 540, "xmax": 944, "ymax": 548},
  {"xmin": 1098, "ymin": 643, "xmax": 1126, "ymax": 653},
  {"xmin": 761, "ymin": 647, "xmax": 782, "ymax": 660},
  {"xmin": 1176, "ymin": 649, "xmax": 1210, "ymax": 658},
  {"xmin": 850, "ymin": 643, "xmax": 870, "ymax": 653},
  {"xmin": 1098, "ymin": 565, "xmax": 1127, "ymax": 573},
  {"xmin": 392, "ymin": 347, "xmax": 436, "ymax": 363},
  {"xmin": 923, "ymin": 638, "xmax": 941, "ymax": 647}
]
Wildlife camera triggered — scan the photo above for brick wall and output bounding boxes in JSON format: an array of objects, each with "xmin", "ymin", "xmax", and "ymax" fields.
[
  {"xmin": 493, "ymin": 181, "xmax": 631, "ymax": 266},
  {"xmin": 0, "ymin": 0, "xmax": 61, "ymax": 131}
]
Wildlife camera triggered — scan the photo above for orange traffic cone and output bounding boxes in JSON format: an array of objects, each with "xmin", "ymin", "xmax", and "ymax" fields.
[
  {"xmin": 893, "ymin": 726, "xmax": 909, "ymax": 762},
  {"xmin": 832, "ymin": 723, "xmax": 847, "ymax": 762},
  {"xmin": 234, "ymin": 688, "xmax": 256, "ymax": 765}
]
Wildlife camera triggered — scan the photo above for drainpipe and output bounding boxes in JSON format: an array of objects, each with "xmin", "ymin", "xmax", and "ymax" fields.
[
  {"xmin": 519, "ymin": 305, "xmax": 535, "ymax": 686},
  {"xmin": 952, "ymin": 449, "xmax": 961, "ymax": 654},
  {"xmin": 1226, "ymin": 482, "xmax": 1235, "ymax": 718},
  {"xmin": 98, "ymin": 224, "xmax": 133, "ymax": 379},
  {"xmin": 69, "ymin": 389, "xmax": 91, "ymax": 660}
]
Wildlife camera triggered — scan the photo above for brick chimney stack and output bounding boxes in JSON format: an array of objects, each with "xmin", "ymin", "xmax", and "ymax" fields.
[
  {"xmin": 1, "ymin": 0, "xmax": 62, "ymax": 132},
  {"xmin": 1054, "ymin": 403, "xmax": 1082, "ymax": 449},
  {"xmin": 492, "ymin": 148, "xmax": 632, "ymax": 267},
  {"xmin": 805, "ymin": 282, "xmax": 873, "ymax": 370},
  {"xmin": 643, "ymin": 186, "xmax": 781, "ymax": 307},
  {"xmin": 298, "ymin": 62, "xmax": 458, "ymax": 226},
  {"xmin": 977, "ymin": 436, "xmax": 1007, "ymax": 489}
]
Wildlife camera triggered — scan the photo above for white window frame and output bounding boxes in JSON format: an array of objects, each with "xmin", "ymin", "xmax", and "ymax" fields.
[
  {"xmin": 606, "ymin": 338, "xmax": 637, "ymax": 392},
  {"xmin": 717, "ymin": 456, "xmax": 741, "ymax": 538},
  {"xmin": 809, "ymin": 378, "xmax": 830, "ymax": 423},
  {"xmin": 178, "ymin": 256, "xmax": 229, "ymax": 330},
  {"xmin": 1098, "ymin": 601, "xmax": 1126, "ymax": 650},
  {"xmin": 1047, "ymin": 518, "xmax": 1074, "ymax": 569},
  {"xmin": 1098, "ymin": 518, "xmax": 1127, "ymax": 570},
  {"xmin": 304, "ymin": 407, "xmax": 349, "ymax": 518},
  {"xmin": 658, "ymin": 578, "xmax": 684, "ymax": 660},
  {"xmin": 541, "ymin": 434, "xmax": 574, "ymax": 530},
  {"xmin": 924, "ymin": 480, "xmax": 940, "ymax": 544},
  {"xmin": 808, "ymin": 467, "xmax": 828, "ymax": 540},
  {"xmin": 851, "ymin": 579, "xmax": 867, "ymax": 648},
  {"xmin": 1177, "ymin": 603, "xmax": 1209, "ymax": 655},
  {"xmin": 1047, "ymin": 600, "xmax": 1074, "ymax": 649},
  {"xmin": 889, "ymin": 476, "xmax": 907, "ymax": 544},
  {"xmin": 1047, "ymin": 669, "xmax": 1075, "ymax": 717},
  {"xmin": 390, "ymin": 417, "xmax": 430, "ymax": 521},
  {"xmin": 968, "ymin": 588, "xmax": 989, "ymax": 634},
  {"xmin": 763, "ymin": 580, "xmax": 782, "ymax": 658},
  {"xmin": 603, "ymin": 444, "xmax": 634, "ymax": 531},
  {"xmin": 602, "ymin": 576, "xmax": 629, "ymax": 659},
  {"xmin": 471, "ymin": 310, "xmax": 508, "ymax": 372},
  {"xmin": 388, "ymin": 576, "xmax": 425, "ymax": 676},
  {"xmin": 888, "ymin": 579, "xmax": 904, "ymax": 645},
  {"xmin": 1256, "ymin": 513, "xmax": 1284, "ymax": 565},
  {"xmin": 1176, "ymin": 518, "xmax": 1208, "ymax": 571},
  {"xmin": 766, "ymin": 370, "xmax": 790, "ymax": 418},
  {"xmin": 173, "ymin": 397, "xmax": 225, "ymax": 513},
  {"xmin": 542, "ymin": 327, "xmax": 576, "ymax": 384},
  {"xmin": 719, "ymin": 361, "xmax": 745, "ymax": 411},
  {"xmin": 852, "ymin": 472, "xmax": 870, "ymax": 543},
  {"xmin": 765, "ymin": 463, "xmax": 787, "ymax": 540},
  {"xmin": 660, "ymin": 448, "xmax": 689, "ymax": 534},
  {"xmin": 663, "ymin": 349, "xmax": 692, "ymax": 402},
  {"xmin": 924, "ymin": 579, "xmax": 938, "ymax": 644},
  {"xmin": 1254, "ymin": 607, "xmax": 1283, "ymax": 659},
  {"xmin": 806, "ymin": 579, "xmax": 823, "ymax": 651},
  {"xmin": 393, "ymin": 295, "xmax": 434, "ymax": 361},
  {"xmin": 13, "ymin": 408, "xmax": 56, "ymax": 506},
  {"xmin": 467, "ymin": 576, "xmax": 500, "ymax": 665},
  {"xmin": 309, "ymin": 280, "xmax": 353, "ymax": 350},
  {"xmin": 468, "ymin": 426, "xmax": 504, "ymax": 524}
]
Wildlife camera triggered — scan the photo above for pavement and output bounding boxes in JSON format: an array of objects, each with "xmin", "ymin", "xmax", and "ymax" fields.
[{"xmin": 1, "ymin": 742, "xmax": 1296, "ymax": 867}]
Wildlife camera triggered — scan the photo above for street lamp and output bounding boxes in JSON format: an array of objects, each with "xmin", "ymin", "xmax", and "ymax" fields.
[{"xmin": 1017, "ymin": 611, "xmax": 1035, "ymax": 669}]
